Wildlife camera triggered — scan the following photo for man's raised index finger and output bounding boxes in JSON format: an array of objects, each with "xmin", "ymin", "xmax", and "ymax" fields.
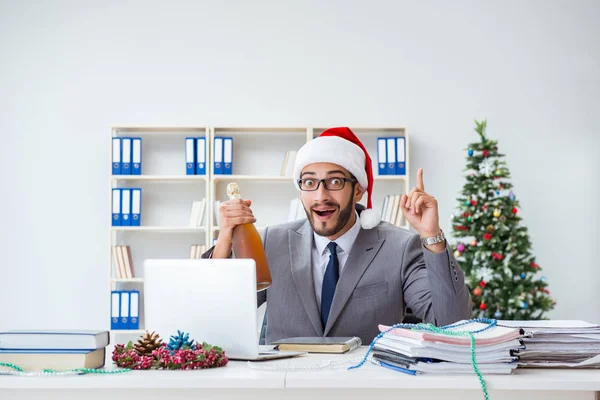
[{"xmin": 416, "ymin": 168, "xmax": 425, "ymax": 191}]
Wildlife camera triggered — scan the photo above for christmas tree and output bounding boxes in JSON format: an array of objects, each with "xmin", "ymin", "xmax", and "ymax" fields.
[{"xmin": 450, "ymin": 120, "xmax": 555, "ymax": 320}]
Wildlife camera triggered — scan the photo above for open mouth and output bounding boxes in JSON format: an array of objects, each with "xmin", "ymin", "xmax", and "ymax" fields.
[{"xmin": 313, "ymin": 208, "xmax": 337, "ymax": 219}]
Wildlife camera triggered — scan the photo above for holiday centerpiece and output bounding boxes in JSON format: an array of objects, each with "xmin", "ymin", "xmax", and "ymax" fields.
[{"xmin": 112, "ymin": 330, "xmax": 229, "ymax": 370}]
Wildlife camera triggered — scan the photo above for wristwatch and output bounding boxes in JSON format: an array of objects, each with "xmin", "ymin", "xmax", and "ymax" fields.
[{"xmin": 420, "ymin": 230, "xmax": 446, "ymax": 246}]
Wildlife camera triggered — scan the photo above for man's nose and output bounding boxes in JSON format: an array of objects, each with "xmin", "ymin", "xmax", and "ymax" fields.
[{"xmin": 313, "ymin": 181, "xmax": 331, "ymax": 202}]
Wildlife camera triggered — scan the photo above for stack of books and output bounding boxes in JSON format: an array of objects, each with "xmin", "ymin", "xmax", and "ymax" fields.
[
  {"xmin": 380, "ymin": 194, "xmax": 406, "ymax": 227},
  {"xmin": 188, "ymin": 199, "xmax": 207, "ymax": 228},
  {"xmin": 112, "ymin": 245, "xmax": 135, "ymax": 279},
  {"xmin": 280, "ymin": 151, "xmax": 297, "ymax": 177},
  {"xmin": 0, "ymin": 330, "xmax": 109, "ymax": 371},
  {"xmin": 370, "ymin": 320, "xmax": 524, "ymax": 375},
  {"xmin": 498, "ymin": 320, "xmax": 600, "ymax": 368}
]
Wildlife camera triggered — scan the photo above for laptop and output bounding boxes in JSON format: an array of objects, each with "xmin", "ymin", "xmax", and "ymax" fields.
[{"xmin": 143, "ymin": 258, "xmax": 306, "ymax": 361}]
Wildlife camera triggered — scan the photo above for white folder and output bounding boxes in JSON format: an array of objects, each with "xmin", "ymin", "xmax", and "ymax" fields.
[
  {"xmin": 122, "ymin": 138, "xmax": 132, "ymax": 172},
  {"xmin": 120, "ymin": 291, "xmax": 130, "ymax": 328},
  {"xmin": 130, "ymin": 291, "xmax": 139, "ymax": 329},
  {"xmin": 377, "ymin": 138, "xmax": 387, "ymax": 174},
  {"xmin": 131, "ymin": 188, "xmax": 141, "ymax": 225},
  {"xmin": 111, "ymin": 291, "xmax": 120, "ymax": 328},
  {"xmin": 121, "ymin": 188, "xmax": 131, "ymax": 225},
  {"xmin": 386, "ymin": 137, "xmax": 396, "ymax": 175}
]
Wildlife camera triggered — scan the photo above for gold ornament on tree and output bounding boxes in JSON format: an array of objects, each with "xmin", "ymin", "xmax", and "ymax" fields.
[
  {"xmin": 493, "ymin": 209, "xmax": 501, "ymax": 218},
  {"xmin": 133, "ymin": 331, "xmax": 163, "ymax": 356},
  {"xmin": 486, "ymin": 224, "xmax": 496, "ymax": 233}
]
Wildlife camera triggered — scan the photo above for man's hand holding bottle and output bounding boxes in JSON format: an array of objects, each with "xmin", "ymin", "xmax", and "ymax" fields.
[{"xmin": 213, "ymin": 199, "xmax": 256, "ymax": 258}]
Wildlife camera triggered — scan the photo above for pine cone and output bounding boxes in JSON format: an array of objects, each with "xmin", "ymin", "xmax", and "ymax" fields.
[
  {"xmin": 167, "ymin": 330, "xmax": 195, "ymax": 352},
  {"xmin": 133, "ymin": 331, "xmax": 163, "ymax": 356}
]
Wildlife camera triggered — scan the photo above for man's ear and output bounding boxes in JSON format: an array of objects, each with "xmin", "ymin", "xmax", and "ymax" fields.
[{"xmin": 353, "ymin": 184, "xmax": 364, "ymax": 203}]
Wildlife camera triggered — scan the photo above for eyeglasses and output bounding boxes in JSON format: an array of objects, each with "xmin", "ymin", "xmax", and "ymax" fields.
[{"xmin": 297, "ymin": 177, "xmax": 357, "ymax": 191}]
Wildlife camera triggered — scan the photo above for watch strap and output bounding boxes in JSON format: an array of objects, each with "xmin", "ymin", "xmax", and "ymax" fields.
[{"xmin": 420, "ymin": 230, "xmax": 446, "ymax": 246}]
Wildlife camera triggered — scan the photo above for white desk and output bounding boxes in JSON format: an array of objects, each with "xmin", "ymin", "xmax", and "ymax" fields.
[{"xmin": 1, "ymin": 347, "xmax": 599, "ymax": 400}]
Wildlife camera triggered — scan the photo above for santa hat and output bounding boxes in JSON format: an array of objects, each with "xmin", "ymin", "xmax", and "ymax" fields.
[{"xmin": 293, "ymin": 127, "xmax": 381, "ymax": 229}]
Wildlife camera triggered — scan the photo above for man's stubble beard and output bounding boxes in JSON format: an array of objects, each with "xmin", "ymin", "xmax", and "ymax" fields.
[{"xmin": 304, "ymin": 190, "xmax": 355, "ymax": 238}]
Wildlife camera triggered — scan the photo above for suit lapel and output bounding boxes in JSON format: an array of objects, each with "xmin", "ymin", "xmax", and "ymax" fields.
[
  {"xmin": 289, "ymin": 221, "xmax": 323, "ymax": 336},
  {"xmin": 324, "ymin": 227, "xmax": 385, "ymax": 335}
]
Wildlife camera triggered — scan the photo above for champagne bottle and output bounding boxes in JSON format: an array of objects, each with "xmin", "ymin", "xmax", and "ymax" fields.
[{"xmin": 227, "ymin": 182, "xmax": 272, "ymax": 291}]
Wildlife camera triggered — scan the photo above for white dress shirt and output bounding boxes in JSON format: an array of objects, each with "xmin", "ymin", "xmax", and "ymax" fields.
[{"xmin": 312, "ymin": 211, "xmax": 361, "ymax": 308}]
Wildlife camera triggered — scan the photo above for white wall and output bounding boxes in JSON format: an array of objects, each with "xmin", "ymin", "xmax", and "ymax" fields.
[{"xmin": 1, "ymin": 0, "xmax": 598, "ymax": 330}]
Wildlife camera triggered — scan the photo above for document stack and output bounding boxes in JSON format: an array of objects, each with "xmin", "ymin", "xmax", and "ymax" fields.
[
  {"xmin": 0, "ymin": 330, "xmax": 109, "ymax": 371},
  {"xmin": 498, "ymin": 320, "xmax": 600, "ymax": 368},
  {"xmin": 370, "ymin": 320, "xmax": 524, "ymax": 375}
]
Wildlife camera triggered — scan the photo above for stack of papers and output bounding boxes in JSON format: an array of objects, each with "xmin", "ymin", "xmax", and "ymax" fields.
[
  {"xmin": 370, "ymin": 321, "xmax": 524, "ymax": 375},
  {"xmin": 497, "ymin": 320, "xmax": 600, "ymax": 368}
]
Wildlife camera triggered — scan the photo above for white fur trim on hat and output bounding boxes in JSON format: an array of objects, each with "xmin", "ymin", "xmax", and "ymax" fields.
[
  {"xmin": 360, "ymin": 208, "xmax": 381, "ymax": 229},
  {"xmin": 293, "ymin": 136, "xmax": 368, "ymax": 191}
]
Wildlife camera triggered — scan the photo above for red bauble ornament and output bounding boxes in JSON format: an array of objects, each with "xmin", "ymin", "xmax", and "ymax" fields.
[
  {"xmin": 491, "ymin": 252, "xmax": 504, "ymax": 260},
  {"xmin": 530, "ymin": 262, "xmax": 539, "ymax": 269},
  {"xmin": 470, "ymin": 199, "xmax": 478, "ymax": 206},
  {"xmin": 480, "ymin": 281, "xmax": 487, "ymax": 288},
  {"xmin": 462, "ymin": 212, "xmax": 470, "ymax": 218},
  {"xmin": 482, "ymin": 150, "xmax": 489, "ymax": 157},
  {"xmin": 483, "ymin": 233, "xmax": 492, "ymax": 240},
  {"xmin": 473, "ymin": 287, "xmax": 482, "ymax": 296},
  {"xmin": 482, "ymin": 205, "xmax": 488, "ymax": 210},
  {"xmin": 512, "ymin": 207, "xmax": 518, "ymax": 214},
  {"xmin": 480, "ymin": 303, "xmax": 487, "ymax": 310}
]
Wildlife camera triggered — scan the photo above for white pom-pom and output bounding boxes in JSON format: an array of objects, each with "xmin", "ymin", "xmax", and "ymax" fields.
[{"xmin": 360, "ymin": 208, "xmax": 381, "ymax": 229}]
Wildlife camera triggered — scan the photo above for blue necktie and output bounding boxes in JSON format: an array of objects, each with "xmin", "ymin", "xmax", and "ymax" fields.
[{"xmin": 321, "ymin": 242, "xmax": 339, "ymax": 328}]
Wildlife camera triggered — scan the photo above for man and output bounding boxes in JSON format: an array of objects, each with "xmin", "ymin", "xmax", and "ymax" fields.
[{"xmin": 206, "ymin": 127, "xmax": 472, "ymax": 345}]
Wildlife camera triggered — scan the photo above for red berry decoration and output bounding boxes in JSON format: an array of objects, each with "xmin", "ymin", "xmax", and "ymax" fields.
[
  {"xmin": 480, "ymin": 281, "xmax": 487, "ymax": 288},
  {"xmin": 112, "ymin": 334, "xmax": 229, "ymax": 370},
  {"xmin": 482, "ymin": 150, "xmax": 489, "ymax": 157},
  {"xmin": 483, "ymin": 233, "xmax": 492, "ymax": 240},
  {"xmin": 530, "ymin": 262, "xmax": 539, "ymax": 269},
  {"xmin": 470, "ymin": 199, "xmax": 477, "ymax": 205},
  {"xmin": 512, "ymin": 207, "xmax": 518, "ymax": 214}
]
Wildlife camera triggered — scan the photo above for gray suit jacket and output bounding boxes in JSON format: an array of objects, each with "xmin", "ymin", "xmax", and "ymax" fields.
[{"xmin": 204, "ymin": 207, "xmax": 472, "ymax": 345}]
